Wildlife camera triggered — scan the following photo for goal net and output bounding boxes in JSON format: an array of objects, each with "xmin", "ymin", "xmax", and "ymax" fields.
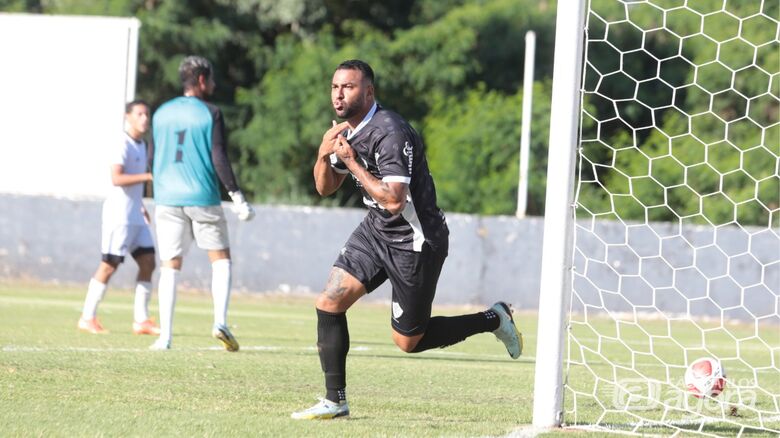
[{"xmin": 562, "ymin": 0, "xmax": 779, "ymax": 435}]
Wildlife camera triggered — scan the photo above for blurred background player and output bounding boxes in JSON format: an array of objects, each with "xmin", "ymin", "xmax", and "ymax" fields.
[
  {"xmin": 148, "ymin": 55, "xmax": 255, "ymax": 351},
  {"xmin": 291, "ymin": 60, "xmax": 523, "ymax": 420},
  {"xmin": 78, "ymin": 100, "xmax": 160, "ymax": 336}
]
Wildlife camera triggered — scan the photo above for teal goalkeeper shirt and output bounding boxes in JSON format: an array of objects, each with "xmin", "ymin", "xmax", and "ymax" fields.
[{"xmin": 151, "ymin": 96, "xmax": 238, "ymax": 206}]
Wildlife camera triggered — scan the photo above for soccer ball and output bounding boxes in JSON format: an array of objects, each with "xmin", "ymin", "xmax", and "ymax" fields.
[{"xmin": 685, "ymin": 357, "xmax": 726, "ymax": 398}]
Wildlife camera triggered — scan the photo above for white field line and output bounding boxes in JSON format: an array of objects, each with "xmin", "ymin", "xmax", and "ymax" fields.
[
  {"xmin": 2, "ymin": 295, "xmax": 773, "ymax": 365},
  {"xmin": 503, "ymin": 415, "xmax": 780, "ymax": 437},
  {"xmin": 566, "ymin": 414, "xmax": 780, "ymax": 435},
  {"xmin": 0, "ymin": 343, "xmax": 524, "ymax": 361},
  {"xmin": 502, "ymin": 425, "xmax": 548, "ymax": 438},
  {"xmin": 1, "ymin": 345, "xmax": 284, "ymax": 353},
  {"xmin": 567, "ymin": 424, "xmax": 691, "ymax": 437},
  {"xmin": 0, "ymin": 295, "xmax": 312, "ymax": 320},
  {"xmin": 0, "ymin": 295, "xmax": 534, "ymax": 361},
  {"xmin": 563, "ymin": 424, "xmax": 667, "ymax": 437}
]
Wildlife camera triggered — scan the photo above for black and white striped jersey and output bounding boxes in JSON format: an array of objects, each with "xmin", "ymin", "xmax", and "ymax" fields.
[{"xmin": 331, "ymin": 104, "xmax": 448, "ymax": 252}]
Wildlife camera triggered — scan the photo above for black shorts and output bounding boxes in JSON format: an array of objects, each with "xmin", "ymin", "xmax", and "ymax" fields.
[
  {"xmin": 334, "ymin": 219, "xmax": 448, "ymax": 336},
  {"xmin": 101, "ymin": 246, "xmax": 155, "ymax": 266}
]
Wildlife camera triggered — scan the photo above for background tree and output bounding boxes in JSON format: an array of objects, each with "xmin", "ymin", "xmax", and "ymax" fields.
[{"xmin": 4, "ymin": 0, "xmax": 776, "ymax": 225}]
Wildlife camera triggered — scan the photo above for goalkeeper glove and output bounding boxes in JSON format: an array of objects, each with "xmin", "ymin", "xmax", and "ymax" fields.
[{"xmin": 229, "ymin": 190, "xmax": 255, "ymax": 221}]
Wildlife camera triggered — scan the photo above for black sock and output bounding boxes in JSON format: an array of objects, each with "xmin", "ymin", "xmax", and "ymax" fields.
[
  {"xmin": 316, "ymin": 308, "xmax": 349, "ymax": 403},
  {"xmin": 411, "ymin": 309, "xmax": 500, "ymax": 353}
]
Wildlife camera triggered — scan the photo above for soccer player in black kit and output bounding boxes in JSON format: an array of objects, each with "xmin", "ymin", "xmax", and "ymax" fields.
[{"xmin": 291, "ymin": 60, "xmax": 523, "ymax": 420}]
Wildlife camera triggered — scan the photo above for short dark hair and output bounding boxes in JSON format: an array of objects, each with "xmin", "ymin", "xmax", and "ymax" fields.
[
  {"xmin": 336, "ymin": 59, "xmax": 375, "ymax": 86},
  {"xmin": 179, "ymin": 55, "xmax": 213, "ymax": 90},
  {"xmin": 125, "ymin": 99, "xmax": 148, "ymax": 114}
]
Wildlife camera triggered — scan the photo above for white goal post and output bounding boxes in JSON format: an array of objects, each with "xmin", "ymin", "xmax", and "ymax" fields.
[
  {"xmin": 533, "ymin": 0, "xmax": 779, "ymax": 435},
  {"xmin": 532, "ymin": 0, "xmax": 588, "ymax": 428}
]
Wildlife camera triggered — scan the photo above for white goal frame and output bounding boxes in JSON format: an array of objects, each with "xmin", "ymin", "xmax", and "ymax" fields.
[
  {"xmin": 532, "ymin": 0, "xmax": 779, "ymax": 434},
  {"xmin": 532, "ymin": 0, "xmax": 588, "ymax": 428}
]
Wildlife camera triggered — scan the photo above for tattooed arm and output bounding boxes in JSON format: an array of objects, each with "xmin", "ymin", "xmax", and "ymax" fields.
[{"xmin": 333, "ymin": 135, "xmax": 408, "ymax": 215}]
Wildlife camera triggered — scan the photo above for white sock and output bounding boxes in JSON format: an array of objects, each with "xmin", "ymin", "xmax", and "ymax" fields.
[
  {"xmin": 81, "ymin": 278, "xmax": 107, "ymax": 320},
  {"xmin": 157, "ymin": 267, "xmax": 179, "ymax": 342},
  {"xmin": 134, "ymin": 281, "xmax": 152, "ymax": 323},
  {"xmin": 211, "ymin": 259, "xmax": 232, "ymax": 327}
]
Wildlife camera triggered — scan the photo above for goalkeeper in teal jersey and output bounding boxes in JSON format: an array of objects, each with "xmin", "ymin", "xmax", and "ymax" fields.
[{"xmin": 148, "ymin": 55, "xmax": 254, "ymax": 351}]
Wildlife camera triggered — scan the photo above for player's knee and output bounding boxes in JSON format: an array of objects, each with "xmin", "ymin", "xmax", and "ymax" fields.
[
  {"xmin": 133, "ymin": 249, "xmax": 155, "ymax": 267},
  {"xmin": 99, "ymin": 261, "xmax": 118, "ymax": 276},
  {"xmin": 142, "ymin": 257, "xmax": 156, "ymax": 272},
  {"xmin": 316, "ymin": 293, "xmax": 344, "ymax": 313},
  {"xmin": 395, "ymin": 340, "xmax": 416, "ymax": 353},
  {"xmin": 392, "ymin": 332, "xmax": 420, "ymax": 353}
]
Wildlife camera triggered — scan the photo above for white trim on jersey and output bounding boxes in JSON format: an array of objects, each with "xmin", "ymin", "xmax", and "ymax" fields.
[
  {"xmin": 329, "ymin": 154, "xmax": 351, "ymax": 174},
  {"xmin": 362, "ymin": 196, "xmax": 381, "ymax": 210},
  {"xmin": 346, "ymin": 102, "xmax": 378, "ymax": 140},
  {"xmin": 400, "ymin": 194, "xmax": 426, "ymax": 252},
  {"xmin": 330, "ymin": 102, "xmax": 378, "ymax": 175},
  {"xmin": 382, "ymin": 175, "xmax": 411, "ymax": 184}
]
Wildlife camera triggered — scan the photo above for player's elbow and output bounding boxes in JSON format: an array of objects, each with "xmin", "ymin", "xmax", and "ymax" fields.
[
  {"xmin": 384, "ymin": 198, "xmax": 406, "ymax": 215},
  {"xmin": 315, "ymin": 182, "xmax": 335, "ymax": 197},
  {"xmin": 314, "ymin": 172, "xmax": 343, "ymax": 197}
]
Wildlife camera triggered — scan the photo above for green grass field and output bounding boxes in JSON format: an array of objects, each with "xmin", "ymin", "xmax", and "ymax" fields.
[
  {"xmin": 0, "ymin": 282, "xmax": 538, "ymax": 437},
  {"xmin": 2, "ymin": 282, "xmax": 777, "ymax": 437}
]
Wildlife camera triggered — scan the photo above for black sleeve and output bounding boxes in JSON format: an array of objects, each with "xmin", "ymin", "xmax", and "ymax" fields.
[
  {"xmin": 147, "ymin": 126, "xmax": 155, "ymax": 171},
  {"xmin": 209, "ymin": 105, "xmax": 240, "ymax": 193},
  {"xmin": 376, "ymin": 131, "xmax": 413, "ymax": 182}
]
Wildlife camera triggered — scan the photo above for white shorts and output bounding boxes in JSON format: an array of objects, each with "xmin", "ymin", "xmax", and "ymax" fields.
[
  {"xmin": 154, "ymin": 205, "xmax": 230, "ymax": 261},
  {"xmin": 101, "ymin": 223, "xmax": 155, "ymax": 263}
]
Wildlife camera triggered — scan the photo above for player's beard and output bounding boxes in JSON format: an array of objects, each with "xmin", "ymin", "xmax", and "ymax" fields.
[{"xmin": 335, "ymin": 94, "xmax": 365, "ymax": 120}]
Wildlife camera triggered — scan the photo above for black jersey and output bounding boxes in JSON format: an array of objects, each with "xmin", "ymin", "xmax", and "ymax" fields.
[{"xmin": 331, "ymin": 105, "xmax": 448, "ymax": 252}]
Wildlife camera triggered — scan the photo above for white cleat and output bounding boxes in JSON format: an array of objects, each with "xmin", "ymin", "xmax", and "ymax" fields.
[
  {"xmin": 491, "ymin": 301, "xmax": 523, "ymax": 359},
  {"xmin": 149, "ymin": 338, "xmax": 171, "ymax": 351},
  {"xmin": 291, "ymin": 398, "xmax": 350, "ymax": 420}
]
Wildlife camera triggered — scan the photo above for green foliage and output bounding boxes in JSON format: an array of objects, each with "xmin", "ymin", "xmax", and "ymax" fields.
[
  {"xmin": 11, "ymin": 0, "xmax": 778, "ymax": 223},
  {"xmin": 425, "ymin": 82, "xmax": 551, "ymax": 215},
  {"xmin": 425, "ymin": 87, "xmax": 520, "ymax": 215},
  {"xmin": 233, "ymin": 32, "xmax": 349, "ymax": 204},
  {"xmin": 577, "ymin": 1, "xmax": 779, "ymax": 227},
  {"xmin": 232, "ymin": 0, "xmax": 556, "ymax": 211}
]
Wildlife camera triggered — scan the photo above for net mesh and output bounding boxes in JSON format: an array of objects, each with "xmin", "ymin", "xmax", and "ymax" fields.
[{"xmin": 566, "ymin": 0, "xmax": 779, "ymax": 435}]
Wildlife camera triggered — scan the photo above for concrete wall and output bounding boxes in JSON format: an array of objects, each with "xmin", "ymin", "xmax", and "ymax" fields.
[
  {"xmin": 0, "ymin": 194, "xmax": 777, "ymax": 319},
  {"xmin": 0, "ymin": 194, "xmax": 544, "ymax": 308},
  {"xmin": 571, "ymin": 219, "xmax": 779, "ymax": 320}
]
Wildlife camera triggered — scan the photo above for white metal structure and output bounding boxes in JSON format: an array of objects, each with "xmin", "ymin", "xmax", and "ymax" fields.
[
  {"xmin": 0, "ymin": 13, "xmax": 141, "ymax": 198},
  {"xmin": 533, "ymin": 0, "xmax": 779, "ymax": 435},
  {"xmin": 516, "ymin": 30, "xmax": 536, "ymax": 219},
  {"xmin": 531, "ymin": 0, "xmax": 588, "ymax": 429}
]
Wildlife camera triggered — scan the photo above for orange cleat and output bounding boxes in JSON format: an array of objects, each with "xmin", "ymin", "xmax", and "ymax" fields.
[
  {"xmin": 132, "ymin": 319, "xmax": 161, "ymax": 335},
  {"xmin": 78, "ymin": 317, "xmax": 108, "ymax": 334}
]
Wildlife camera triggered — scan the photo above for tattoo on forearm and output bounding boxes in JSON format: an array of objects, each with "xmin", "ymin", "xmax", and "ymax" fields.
[{"xmin": 324, "ymin": 269, "xmax": 348, "ymax": 300}]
